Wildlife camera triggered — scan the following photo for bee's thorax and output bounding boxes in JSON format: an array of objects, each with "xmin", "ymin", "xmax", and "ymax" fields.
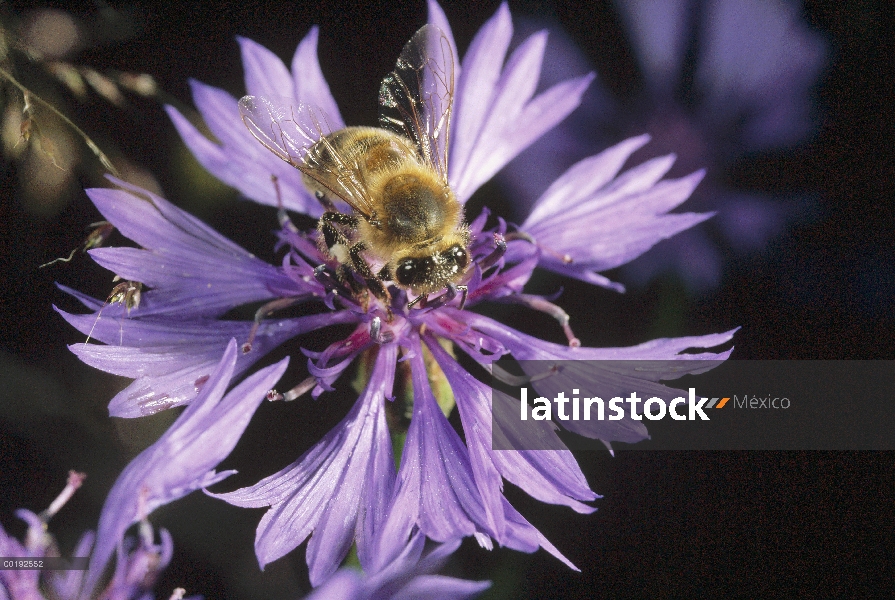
[{"xmin": 380, "ymin": 174, "xmax": 448, "ymax": 243}]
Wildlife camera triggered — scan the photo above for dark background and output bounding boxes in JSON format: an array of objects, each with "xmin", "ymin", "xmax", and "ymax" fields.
[{"xmin": 1, "ymin": 0, "xmax": 893, "ymax": 598}]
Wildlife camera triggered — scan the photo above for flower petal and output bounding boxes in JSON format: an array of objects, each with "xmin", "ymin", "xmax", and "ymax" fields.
[
  {"xmin": 523, "ymin": 134, "xmax": 651, "ymax": 225},
  {"xmin": 60, "ymin": 306, "xmax": 354, "ymax": 417},
  {"xmin": 212, "ymin": 345, "xmax": 396, "ymax": 585},
  {"xmin": 290, "ymin": 27, "xmax": 344, "ymax": 128},
  {"xmin": 500, "ymin": 496, "xmax": 579, "ymax": 571},
  {"xmin": 450, "ymin": 311, "xmax": 734, "ymax": 443},
  {"xmin": 167, "ymin": 85, "xmax": 319, "ymax": 214},
  {"xmin": 450, "ymin": 2, "xmax": 512, "ymax": 191},
  {"xmin": 450, "ymin": 7, "xmax": 593, "ymax": 202},
  {"xmin": 83, "ymin": 340, "xmax": 288, "ymax": 597},
  {"xmin": 386, "ymin": 337, "xmax": 493, "ymax": 543},
  {"xmin": 426, "ymin": 0, "xmax": 459, "ymax": 82},
  {"xmin": 522, "ymin": 147, "xmax": 712, "ymax": 289},
  {"xmin": 85, "ymin": 181, "xmax": 304, "ymax": 317},
  {"xmin": 238, "ymin": 36, "xmax": 294, "ymax": 99},
  {"xmin": 427, "ymin": 335, "xmax": 598, "ymax": 516}
]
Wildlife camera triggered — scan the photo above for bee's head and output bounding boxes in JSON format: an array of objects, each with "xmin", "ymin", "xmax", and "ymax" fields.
[{"xmin": 393, "ymin": 242, "xmax": 469, "ymax": 295}]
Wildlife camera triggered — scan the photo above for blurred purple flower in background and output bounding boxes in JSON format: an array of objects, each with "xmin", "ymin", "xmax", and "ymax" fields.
[
  {"xmin": 304, "ymin": 533, "xmax": 489, "ymax": 600},
  {"xmin": 56, "ymin": 0, "xmax": 736, "ymax": 591},
  {"xmin": 500, "ymin": 0, "xmax": 828, "ymax": 292},
  {"xmin": 0, "ymin": 472, "xmax": 193, "ymax": 600},
  {"xmin": 0, "ymin": 342, "xmax": 286, "ymax": 599}
]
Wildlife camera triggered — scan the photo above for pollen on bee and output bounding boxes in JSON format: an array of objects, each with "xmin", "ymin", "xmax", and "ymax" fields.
[{"xmin": 329, "ymin": 243, "xmax": 350, "ymax": 264}]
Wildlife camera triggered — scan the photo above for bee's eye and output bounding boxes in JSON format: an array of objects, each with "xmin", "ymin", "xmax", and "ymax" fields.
[
  {"xmin": 395, "ymin": 259, "xmax": 419, "ymax": 286},
  {"xmin": 395, "ymin": 257, "xmax": 435, "ymax": 287},
  {"xmin": 445, "ymin": 245, "xmax": 469, "ymax": 270}
]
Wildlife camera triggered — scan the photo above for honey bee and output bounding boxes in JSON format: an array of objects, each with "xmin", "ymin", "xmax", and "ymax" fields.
[{"xmin": 239, "ymin": 25, "xmax": 470, "ymax": 309}]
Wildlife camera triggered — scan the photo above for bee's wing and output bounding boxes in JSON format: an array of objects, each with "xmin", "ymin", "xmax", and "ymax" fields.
[
  {"xmin": 378, "ymin": 24, "xmax": 455, "ymax": 181},
  {"xmin": 239, "ymin": 95, "xmax": 375, "ymax": 218},
  {"xmin": 238, "ymin": 95, "xmax": 324, "ymax": 166}
]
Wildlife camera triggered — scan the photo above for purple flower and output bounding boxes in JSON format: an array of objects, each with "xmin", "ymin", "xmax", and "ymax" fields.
[
  {"xmin": 500, "ymin": 0, "xmax": 828, "ymax": 291},
  {"xmin": 85, "ymin": 524, "xmax": 175, "ymax": 600},
  {"xmin": 210, "ymin": 344, "xmax": 397, "ymax": 583},
  {"xmin": 305, "ymin": 533, "xmax": 489, "ymax": 600},
  {"xmin": 1, "ymin": 511, "xmax": 47, "ymax": 600},
  {"xmin": 0, "ymin": 473, "xmax": 196, "ymax": 600},
  {"xmin": 60, "ymin": 0, "xmax": 736, "ymax": 587},
  {"xmin": 81, "ymin": 339, "xmax": 289, "ymax": 597},
  {"xmin": 519, "ymin": 134, "xmax": 711, "ymax": 291}
]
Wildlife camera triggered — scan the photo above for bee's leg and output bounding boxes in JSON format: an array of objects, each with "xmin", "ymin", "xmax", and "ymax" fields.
[
  {"xmin": 318, "ymin": 213, "xmax": 374, "ymax": 307},
  {"xmin": 315, "ymin": 214, "xmax": 366, "ymax": 302},
  {"xmin": 320, "ymin": 211, "xmax": 358, "ymax": 228},
  {"xmin": 423, "ymin": 284, "xmax": 469, "ymax": 311},
  {"xmin": 456, "ymin": 285, "xmax": 468, "ymax": 310},
  {"xmin": 337, "ymin": 263, "xmax": 367, "ymax": 298},
  {"xmin": 407, "ymin": 294, "xmax": 427, "ymax": 309},
  {"xmin": 318, "ymin": 212, "xmax": 358, "ymax": 254},
  {"xmin": 421, "ymin": 287, "xmax": 453, "ymax": 310},
  {"xmin": 478, "ymin": 233, "xmax": 508, "ymax": 271},
  {"xmin": 368, "ymin": 316, "xmax": 394, "ymax": 345},
  {"xmin": 311, "ymin": 188, "xmax": 339, "ymax": 213},
  {"xmin": 348, "ymin": 241, "xmax": 392, "ymax": 310},
  {"xmin": 313, "ymin": 265, "xmax": 356, "ymax": 311},
  {"xmin": 374, "ymin": 265, "xmax": 399, "ymax": 317}
]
